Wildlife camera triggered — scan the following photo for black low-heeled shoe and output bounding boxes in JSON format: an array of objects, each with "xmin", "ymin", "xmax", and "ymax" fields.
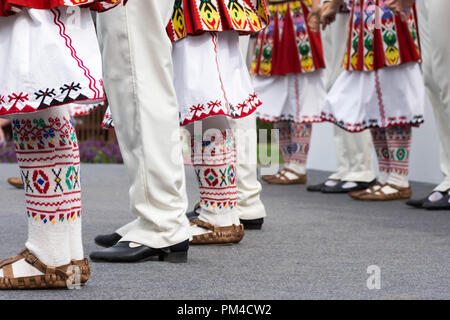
[
  {"xmin": 89, "ymin": 240, "xmax": 189, "ymax": 263},
  {"xmin": 240, "ymin": 218, "xmax": 264, "ymax": 230},
  {"xmin": 186, "ymin": 208, "xmax": 200, "ymax": 222},
  {"xmin": 306, "ymin": 182, "xmax": 327, "ymax": 192},
  {"xmin": 94, "ymin": 232, "xmax": 122, "ymax": 248},
  {"xmin": 322, "ymin": 179, "xmax": 376, "ymax": 194},
  {"xmin": 423, "ymin": 193, "xmax": 450, "ymax": 210},
  {"xmin": 406, "ymin": 197, "xmax": 428, "ymax": 208}
]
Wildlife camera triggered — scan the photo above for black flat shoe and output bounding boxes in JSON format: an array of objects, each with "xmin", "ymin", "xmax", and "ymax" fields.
[
  {"xmin": 406, "ymin": 197, "xmax": 428, "ymax": 208},
  {"xmin": 306, "ymin": 182, "xmax": 326, "ymax": 192},
  {"xmin": 186, "ymin": 204, "xmax": 201, "ymax": 222},
  {"xmin": 321, "ymin": 181, "xmax": 345, "ymax": 193},
  {"xmin": 322, "ymin": 179, "xmax": 376, "ymax": 194},
  {"xmin": 94, "ymin": 232, "xmax": 122, "ymax": 248},
  {"xmin": 240, "ymin": 218, "xmax": 264, "ymax": 230},
  {"xmin": 423, "ymin": 193, "xmax": 450, "ymax": 210},
  {"xmin": 89, "ymin": 240, "xmax": 189, "ymax": 263}
]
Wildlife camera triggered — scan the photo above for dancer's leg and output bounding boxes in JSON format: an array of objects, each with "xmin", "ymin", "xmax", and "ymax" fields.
[
  {"xmin": 96, "ymin": 0, "xmax": 190, "ymax": 248},
  {"xmin": 371, "ymin": 128, "xmax": 390, "ymax": 184},
  {"xmin": 385, "ymin": 126, "xmax": 412, "ymax": 189},
  {"xmin": 285, "ymin": 122, "xmax": 312, "ymax": 176},
  {"xmin": 187, "ymin": 116, "xmax": 244, "ymax": 244},
  {"xmin": 0, "ymin": 106, "xmax": 84, "ymax": 280}
]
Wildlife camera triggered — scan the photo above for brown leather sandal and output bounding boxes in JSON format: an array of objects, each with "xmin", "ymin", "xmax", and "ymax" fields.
[
  {"xmin": 0, "ymin": 249, "xmax": 91, "ymax": 290},
  {"xmin": 190, "ymin": 219, "xmax": 244, "ymax": 245},
  {"xmin": 349, "ymin": 182, "xmax": 384, "ymax": 199},
  {"xmin": 350, "ymin": 183, "xmax": 412, "ymax": 201},
  {"xmin": 264, "ymin": 168, "xmax": 307, "ymax": 185},
  {"xmin": 261, "ymin": 174, "xmax": 277, "ymax": 183},
  {"xmin": 7, "ymin": 177, "xmax": 23, "ymax": 189}
]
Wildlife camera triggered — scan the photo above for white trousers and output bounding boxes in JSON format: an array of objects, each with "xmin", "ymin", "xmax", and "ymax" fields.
[
  {"xmin": 96, "ymin": 0, "xmax": 190, "ymax": 248},
  {"xmin": 322, "ymin": 13, "xmax": 375, "ymax": 183},
  {"xmin": 418, "ymin": 0, "xmax": 450, "ymax": 192},
  {"xmin": 233, "ymin": 36, "xmax": 266, "ymax": 220},
  {"xmin": 229, "ymin": 112, "xmax": 266, "ymax": 220}
]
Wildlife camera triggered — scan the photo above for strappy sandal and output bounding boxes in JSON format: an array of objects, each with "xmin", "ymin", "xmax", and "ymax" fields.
[
  {"xmin": 349, "ymin": 182, "xmax": 384, "ymax": 199},
  {"xmin": 265, "ymin": 168, "xmax": 307, "ymax": 185},
  {"xmin": 7, "ymin": 177, "xmax": 23, "ymax": 189},
  {"xmin": 0, "ymin": 249, "xmax": 91, "ymax": 290},
  {"xmin": 190, "ymin": 219, "xmax": 244, "ymax": 245},
  {"xmin": 261, "ymin": 174, "xmax": 277, "ymax": 183},
  {"xmin": 350, "ymin": 183, "xmax": 412, "ymax": 201}
]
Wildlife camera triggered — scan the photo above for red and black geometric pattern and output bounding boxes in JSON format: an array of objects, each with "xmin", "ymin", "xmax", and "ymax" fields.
[
  {"xmin": 12, "ymin": 111, "xmax": 82, "ymax": 225},
  {"xmin": 166, "ymin": 0, "xmax": 269, "ymax": 42},
  {"xmin": 276, "ymin": 121, "xmax": 312, "ymax": 166},
  {"xmin": 192, "ymin": 129, "xmax": 238, "ymax": 211},
  {"xmin": 371, "ymin": 125, "xmax": 412, "ymax": 177},
  {"xmin": 0, "ymin": 81, "xmax": 101, "ymax": 116}
]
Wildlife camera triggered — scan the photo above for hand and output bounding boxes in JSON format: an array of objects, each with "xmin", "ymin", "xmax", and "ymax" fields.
[
  {"xmin": 308, "ymin": 8, "xmax": 321, "ymax": 33},
  {"xmin": 385, "ymin": 0, "xmax": 415, "ymax": 21},
  {"xmin": 320, "ymin": 2, "xmax": 340, "ymax": 30}
]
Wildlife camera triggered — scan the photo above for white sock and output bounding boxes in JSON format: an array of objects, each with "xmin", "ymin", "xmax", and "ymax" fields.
[
  {"xmin": 70, "ymin": 216, "xmax": 84, "ymax": 261},
  {"xmin": 428, "ymin": 191, "xmax": 444, "ymax": 202},
  {"xmin": 365, "ymin": 184, "xmax": 382, "ymax": 194},
  {"xmin": 26, "ymin": 220, "xmax": 71, "ymax": 267},
  {"xmin": 386, "ymin": 173, "xmax": 409, "ymax": 188},
  {"xmin": 378, "ymin": 172, "xmax": 389, "ymax": 185},
  {"xmin": 198, "ymin": 207, "xmax": 240, "ymax": 227},
  {"xmin": 342, "ymin": 182, "xmax": 357, "ymax": 189},
  {"xmin": 324, "ymin": 180, "xmax": 339, "ymax": 187},
  {"xmin": 190, "ymin": 224, "xmax": 213, "ymax": 237},
  {"xmin": 11, "ymin": 108, "xmax": 82, "ymax": 276},
  {"xmin": 284, "ymin": 162, "xmax": 306, "ymax": 178},
  {"xmin": 0, "ymin": 259, "xmax": 43, "ymax": 278},
  {"xmin": 378, "ymin": 185, "xmax": 401, "ymax": 195}
]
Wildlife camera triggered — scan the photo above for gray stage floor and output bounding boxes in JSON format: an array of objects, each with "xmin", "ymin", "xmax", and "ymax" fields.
[{"xmin": 0, "ymin": 163, "xmax": 448, "ymax": 300}]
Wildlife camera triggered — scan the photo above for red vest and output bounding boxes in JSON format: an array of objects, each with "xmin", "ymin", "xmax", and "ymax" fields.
[
  {"xmin": 167, "ymin": 0, "xmax": 269, "ymax": 42},
  {"xmin": 251, "ymin": 0, "xmax": 325, "ymax": 76},
  {"xmin": 344, "ymin": 0, "xmax": 421, "ymax": 71}
]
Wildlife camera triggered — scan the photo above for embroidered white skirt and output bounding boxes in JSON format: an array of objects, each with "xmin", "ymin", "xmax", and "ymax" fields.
[
  {"xmin": 253, "ymin": 71, "xmax": 326, "ymax": 123},
  {"xmin": 173, "ymin": 31, "xmax": 261, "ymax": 126},
  {"xmin": 0, "ymin": 8, "xmax": 103, "ymax": 118},
  {"xmin": 321, "ymin": 62, "xmax": 425, "ymax": 132},
  {"xmin": 103, "ymin": 30, "xmax": 261, "ymax": 128}
]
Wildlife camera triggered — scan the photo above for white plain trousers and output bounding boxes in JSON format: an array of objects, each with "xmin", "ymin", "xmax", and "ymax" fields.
[
  {"xmin": 234, "ymin": 36, "xmax": 266, "ymax": 220},
  {"xmin": 322, "ymin": 13, "xmax": 375, "ymax": 183},
  {"xmin": 96, "ymin": 0, "xmax": 190, "ymax": 248},
  {"xmin": 329, "ymin": 126, "xmax": 376, "ymax": 182},
  {"xmin": 418, "ymin": 0, "xmax": 450, "ymax": 192},
  {"xmin": 229, "ymin": 112, "xmax": 266, "ymax": 220}
]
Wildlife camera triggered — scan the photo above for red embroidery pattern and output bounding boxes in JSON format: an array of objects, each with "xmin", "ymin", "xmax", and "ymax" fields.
[
  {"xmin": 320, "ymin": 111, "xmax": 424, "ymax": 133},
  {"xmin": 192, "ymin": 129, "xmax": 238, "ymax": 211},
  {"xmin": 13, "ymin": 113, "xmax": 82, "ymax": 225},
  {"xmin": 0, "ymin": 0, "xmax": 122, "ymax": 17},
  {"xmin": 181, "ymin": 92, "xmax": 262, "ymax": 126}
]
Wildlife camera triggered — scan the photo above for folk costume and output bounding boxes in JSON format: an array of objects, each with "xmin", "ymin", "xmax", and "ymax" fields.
[
  {"xmin": 321, "ymin": 0, "xmax": 425, "ymax": 200},
  {"xmin": 93, "ymin": 0, "xmax": 269, "ymax": 252},
  {"xmin": 307, "ymin": 0, "xmax": 377, "ymax": 193},
  {"xmin": 185, "ymin": 37, "xmax": 268, "ymax": 230},
  {"xmin": 91, "ymin": 1, "xmax": 193, "ymax": 262},
  {"xmin": 170, "ymin": 0, "xmax": 270, "ymax": 238},
  {"xmin": 406, "ymin": 0, "xmax": 450, "ymax": 210},
  {"xmin": 0, "ymin": 0, "xmax": 120, "ymax": 290},
  {"xmin": 251, "ymin": 0, "xmax": 327, "ymax": 184}
]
